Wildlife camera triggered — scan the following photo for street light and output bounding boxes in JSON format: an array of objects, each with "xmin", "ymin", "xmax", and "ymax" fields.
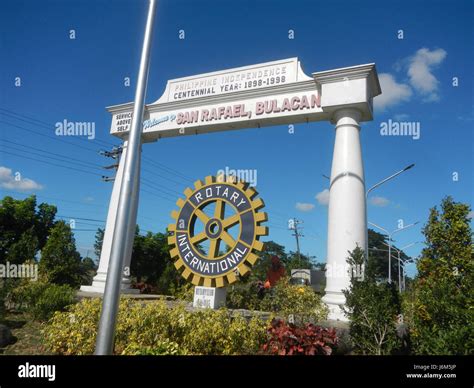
[
  {"xmin": 365, "ymin": 163, "xmax": 415, "ymax": 261},
  {"xmin": 382, "ymin": 241, "xmax": 420, "ymax": 292},
  {"xmin": 368, "ymin": 221, "xmax": 419, "ymax": 283},
  {"xmin": 369, "ymin": 246, "xmax": 414, "ymax": 291},
  {"xmin": 369, "ymin": 246, "xmax": 404, "ymax": 285}
]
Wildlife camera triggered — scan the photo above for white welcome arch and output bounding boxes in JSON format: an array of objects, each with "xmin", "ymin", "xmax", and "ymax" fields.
[{"xmin": 81, "ymin": 58, "xmax": 381, "ymax": 321}]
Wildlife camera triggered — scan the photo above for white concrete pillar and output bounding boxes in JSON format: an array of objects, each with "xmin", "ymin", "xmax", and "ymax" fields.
[
  {"xmin": 322, "ymin": 108, "xmax": 366, "ymax": 321},
  {"xmin": 80, "ymin": 140, "xmax": 139, "ymax": 294}
]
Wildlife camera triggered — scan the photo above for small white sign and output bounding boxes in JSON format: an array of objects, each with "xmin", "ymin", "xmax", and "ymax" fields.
[{"xmin": 193, "ymin": 286, "xmax": 227, "ymax": 309}]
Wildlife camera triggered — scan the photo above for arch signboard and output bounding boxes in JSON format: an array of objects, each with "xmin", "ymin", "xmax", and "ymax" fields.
[{"xmin": 81, "ymin": 57, "xmax": 381, "ymax": 321}]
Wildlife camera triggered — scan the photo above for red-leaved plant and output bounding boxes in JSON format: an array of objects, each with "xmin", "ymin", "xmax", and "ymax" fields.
[
  {"xmin": 262, "ymin": 319, "xmax": 338, "ymax": 355},
  {"xmin": 131, "ymin": 282, "xmax": 158, "ymax": 294}
]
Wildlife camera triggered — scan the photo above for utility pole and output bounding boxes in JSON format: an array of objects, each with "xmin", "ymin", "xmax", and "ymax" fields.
[
  {"xmin": 289, "ymin": 218, "xmax": 304, "ymax": 260},
  {"xmin": 100, "ymin": 146, "xmax": 122, "ymax": 182}
]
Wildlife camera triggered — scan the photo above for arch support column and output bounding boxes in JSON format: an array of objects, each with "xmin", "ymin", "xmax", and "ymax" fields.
[
  {"xmin": 322, "ymin": 108, "xmax": 366, "ymax": 321},
  {"xmin": 80, "ymin": 140, "xmax": 140, "ymax": 294}
]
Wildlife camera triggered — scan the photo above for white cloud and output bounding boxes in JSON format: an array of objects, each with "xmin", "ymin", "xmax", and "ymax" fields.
[
  {"xmin": 407, "ymin": 48, "xmax": 447, "ymax": 101},
  {"xmin": 315, "ymin": 189, "xmax": 330, "ymax": 206},
  {"xmin": 0, "ymin": 166, "xmax": 43, "ymax": 191},
  {"xmin": 468, "ymin": 210, "xmax": 474, "ymax": 220},
  {"xmin": 295, "ymin": 202, "xmax": 315, "ymax": 212},
  {"xmin": 369, "ymin": 196, "xmax": 390, "ymax": 207},
  {"xmin": 393, "ymin": 113, "xmax": 410, "ymax": 121},
  {"xmin": 374, "ymin": 73, "xmax": 412, "ymax": 111},
  {"xmin": 83, "ymin": 196, "xmax": 94, "ymax": 203}
]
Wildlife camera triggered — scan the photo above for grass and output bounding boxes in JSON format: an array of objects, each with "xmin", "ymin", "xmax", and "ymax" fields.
[{"xmin": 0, "ymin": 311, "xmax": 53, "ymax": 355}]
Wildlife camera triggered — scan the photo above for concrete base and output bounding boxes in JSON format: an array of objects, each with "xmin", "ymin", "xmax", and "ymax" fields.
[
  {"xmin": 323, "ymin": 300, "xmax": 348, "ymax": 322},
  {"xmin": 79, "ymin": 285, "xmax": 140, "ymax": 295},
  {"xmin": 80, "ymin": 274, "xmax": 139, "ymax": 295},
  {"xmin": 76, "ymin": 291, "xmax": 172, "ymax": 300},
  {"xmin": 322, "ymin": 290, "xmax": 349, "ymax": 322}
]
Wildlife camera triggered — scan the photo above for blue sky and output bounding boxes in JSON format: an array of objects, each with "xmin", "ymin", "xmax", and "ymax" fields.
[{"xmin": 1, "ymin": 0, "xmax": 473, "ymax": 277}]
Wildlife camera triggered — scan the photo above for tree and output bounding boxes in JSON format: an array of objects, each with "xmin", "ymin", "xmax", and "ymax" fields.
[
  {"xmin": 0, "ymin": 196, "xmax": 37, "ymax": 264},
  {"xmin": 131, "ymin": 228, "xmax": 165, "ymax": 284},
  {"xmin": 35, "ymin": 202, "xmax": 57, "ymax": 249},
  {"xmin": 6, "ymin": 227, "xmax": 38, "ymax": 264},
  {"xmin": 247, "ymin": 240, "xmax": 287, "ymax": 282},
  {"xmin": 0, "ymin": 195, "xmax": 57, "ymax": 264},
  {"xmin": 284, "ymin": 251, "xmax": 314, "ymax": 272},
  {"xmin": 94, "ymin": 228, "xmax": 104, "ymax": 258},
  {"xmin": 39, "ymin": 221, "xmax": 82, "ymax": 287},
  {"xmin": 343, "ymin": 247, "xmax": 402, "ymax": 355},
  {"xmin": 93, "ymin": 225, "xmax": 182, "ymax": 293},
  {"xmin": 79, "ymin": 257, "xmax": 97, "ymax": 285},
  {"xmin": 412, "ymin": 197, "xmax": 473, "ymax": 355}
]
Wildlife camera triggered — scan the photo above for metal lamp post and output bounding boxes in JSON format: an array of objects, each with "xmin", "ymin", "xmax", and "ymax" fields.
[
  {"xmin": 369, "ymin": 247, "xmax": 412, "ymax": 291},
  {"xmin": 382, "ymin": 242, "xmax": 419, "ymax": 292},
  {"xmin": 365, "ymin": 164, "xmax": 415, "ymax": 261},
  {"xmin": 368, "ymin": 221, "xmax": 419, "ymax": 283},
  {"xmin": 95, "ymin": 0, "xmax": 157, "ymax": 355}
]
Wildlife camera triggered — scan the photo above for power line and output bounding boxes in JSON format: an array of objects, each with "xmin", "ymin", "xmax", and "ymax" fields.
[
  {"xmin": 264, "ymin": 207, "xmax": 291, "ymax": 221},
  {"xmin": 142, "ymin": 155, "xmax": 194, "ymax": 183},
  {"xmin": 140, "ymin": 187, "xmax": 175, "ymax": 203},
  {"xmin": 0, "ymin": 189, "xmax": 162, "ymax": 225},
  {"xmin": 266, "ymin": 222, "xmax": 289, "ymax": 230},
  {"xmin": 0, "ymin": 120, "xmax": 101, "ymax": 154},
  {"xmin": 0, "ymin": 149, "xmax": 103, "ymax": 177},
  {"xmin": 71, "ymin": 221, "xmax": 105, "ymax": 227},
  {"xmin": 57, "ymin": 215, "xmax": 106, "ymax": 222},
  {"xmin": 1, "ymin": 109, "xmax": 197, "ymax": 188},
  {"xmin": 141, "ymin": 177, "xmax": 182, "ymax": 196},
  {"xmin": 0, "ymin": 108, "xmax": 117, "ymax": 148},
  {"xmin": 141, "ymin": 166, "xmax": 191, "ymax": 187},
  {"xmin": 0, "ymin": 140, "xmax": 104, "ymax": 170}
]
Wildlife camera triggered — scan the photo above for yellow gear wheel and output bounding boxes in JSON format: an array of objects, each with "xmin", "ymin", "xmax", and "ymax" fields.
[{"xmin": 168, "ymin": 175, "xmax": 268, "ymax": 288}]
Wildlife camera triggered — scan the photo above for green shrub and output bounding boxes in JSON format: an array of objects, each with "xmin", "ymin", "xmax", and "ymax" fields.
[
  {"xmin": 260, "ymin": 277, "xmax": 328, "ymax": 323},
  {"xmin": 411, "ymin": 197, "xmax": 474, "ymax": 355},
  {"xmin": 8, "ymin": 281, "xmax": 48, "ymax": 311},
  {"xmin": 122, "ymin": 340, "xmax": 182, "ymax": 355},
  {"xmin": 343, "ymin": 247, "xmax": 402, "ymax": 355},
  {"xmin": 400, "ymin": 288, "xmax": 416, "ymax": 328},
  {"xmin": 31, "ymin": 284, "xmax": 76, "ymax": 321},
  {"xmin": 172, "ymin": 282, "xmax": 194, "ymax": 302},
  {"xmin": 44, "ymin": 297, "xmax": 100, "ymax": 355},
  {"xmin": 226, "ymin": 278, "xmax": 328, "ymax": 324},
  {"xmin": 227, "ymin": 281, "xmax": 265, "ymax": 310},
  {"xmin": 8, "ymin": 281, "xmax": 75, "ymax": 321},
  {"xmin": 43, "ymin": 298, "xmax": 270, "ymax": 355}
]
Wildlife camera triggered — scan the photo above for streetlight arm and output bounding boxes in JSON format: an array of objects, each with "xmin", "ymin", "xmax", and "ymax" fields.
[
  {"xmin": 392, "ymin": 221, "xmax": 419, "ymax": 236},
  {"xmin": 383, "ymin": 242, "xmax": 400, "ymax": 254},
  {"xmin": 366, "ymin": 164, "xmax": 415, "ymax": 198},
  {"xmin": 368, "ymin": 221, "xmax": 389, "ymax": 235}
]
